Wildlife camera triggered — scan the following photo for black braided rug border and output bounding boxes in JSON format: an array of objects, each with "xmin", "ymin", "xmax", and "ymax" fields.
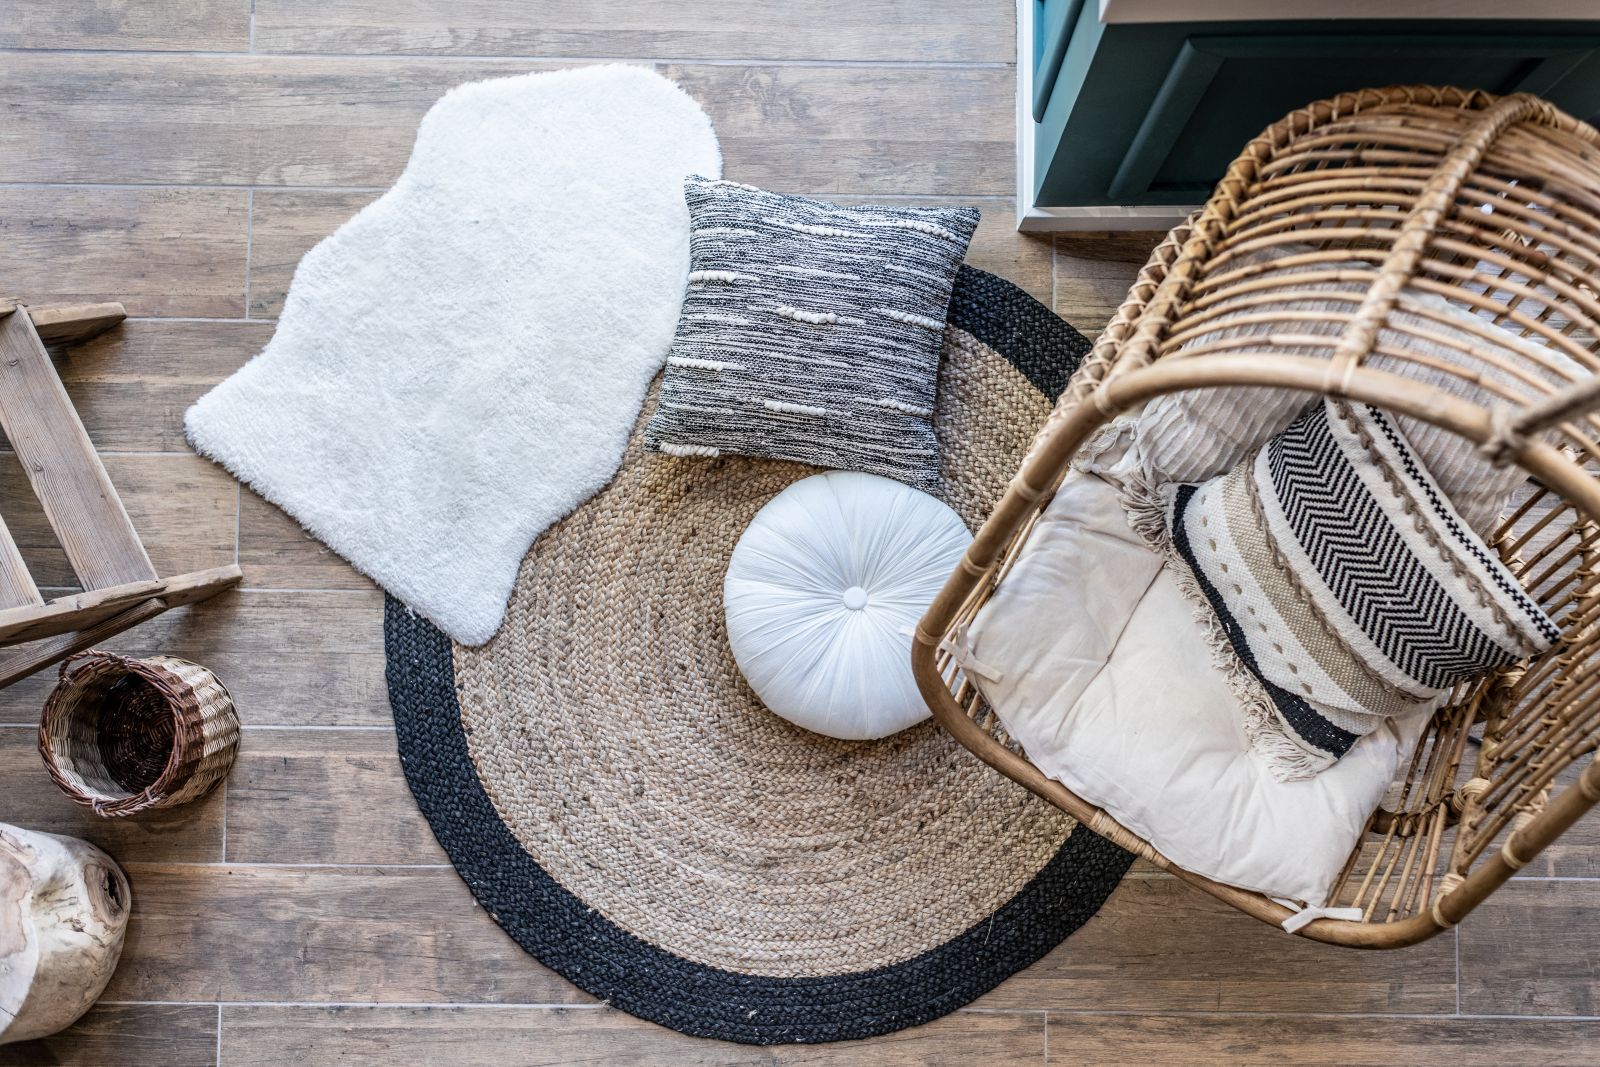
[{"xmin": 385, "ymin": 266, "xmax": 1132, "ymax": 1045}]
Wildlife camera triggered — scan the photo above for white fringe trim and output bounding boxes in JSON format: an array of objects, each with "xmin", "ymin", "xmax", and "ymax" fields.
[{"xmin": 1118, "ymin": 469, "xmax": 1335, "ymax": 783}]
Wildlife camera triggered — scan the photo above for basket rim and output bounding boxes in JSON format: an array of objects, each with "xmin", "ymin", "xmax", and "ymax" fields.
[{"xmin": 37, "ymin": 650, "xmax": 207, "ymax": 811}]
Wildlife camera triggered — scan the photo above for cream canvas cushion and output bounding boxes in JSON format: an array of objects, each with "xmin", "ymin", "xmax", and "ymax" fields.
[{"xmin": 951, "ymin": 466, "xmax": 1423, "ymax": 905}]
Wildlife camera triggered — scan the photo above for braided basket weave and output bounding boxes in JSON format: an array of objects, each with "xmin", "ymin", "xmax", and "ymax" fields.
[
  {"xmin": 914, "ymin": 86, "xmax": 1600, "ymax": 947},
  {"xmin": 39, "ymin": 651, "xmax": 239, "ymax": 818}
]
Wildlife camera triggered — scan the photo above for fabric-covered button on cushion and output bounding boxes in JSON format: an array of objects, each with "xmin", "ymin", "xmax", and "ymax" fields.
[
  {"xmin": 724, "ymin": 471, "xmax": 972, "ymax": 740},
  {"xmin": 644, "ymin": 177, "xmax": 979, "ymax": 492}
]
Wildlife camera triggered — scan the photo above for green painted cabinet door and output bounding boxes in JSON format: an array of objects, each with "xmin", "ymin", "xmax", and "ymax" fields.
[{"xmin": 1032, "ymin": 10, "xmax": 1600, "ymax": 209}]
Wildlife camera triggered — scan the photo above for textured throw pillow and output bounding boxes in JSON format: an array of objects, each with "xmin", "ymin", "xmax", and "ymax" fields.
[
  {"xmin": 643, "ymin": 177, "xmax": 979, "ymax": 492},
  {"xmin": 1131, "ymin": 250, "xmax": 1586, "ymax": 534},
  {"xmin": 1169, "ymin": 397, "xmax": 1558, "ymax": 779}
]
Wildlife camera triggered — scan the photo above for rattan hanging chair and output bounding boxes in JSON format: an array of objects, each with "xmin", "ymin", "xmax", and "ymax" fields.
[{"xmin": 913, "ymin": 86, "xmax": 1600, "ymax": 948}]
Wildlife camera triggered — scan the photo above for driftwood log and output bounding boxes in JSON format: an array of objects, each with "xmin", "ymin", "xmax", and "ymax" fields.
[{"xmin": 0, "ymin": 824, "xmax": 129, "ymax": 1045}]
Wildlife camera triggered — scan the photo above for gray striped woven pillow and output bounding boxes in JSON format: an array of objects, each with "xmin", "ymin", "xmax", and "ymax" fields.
[{"xmin": 644, "ymin": 177, "xmax": 979, "ymax": 491}]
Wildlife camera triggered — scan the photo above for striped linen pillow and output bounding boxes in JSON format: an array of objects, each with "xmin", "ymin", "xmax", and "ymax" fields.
[
  {"xmin": 1168, "ymin": 397, "xmax": 1558, "ymax": 780},
  {"xmin": 643, "ymin": 177, "xmax": 979, "ymax": 492}
]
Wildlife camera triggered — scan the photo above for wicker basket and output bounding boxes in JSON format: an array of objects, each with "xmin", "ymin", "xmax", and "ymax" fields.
[
  {"xmin": 913, "ymin": 86, "xmax": 1600, "ymax": 948},
  {"xmin": 38, "ymin": 651, "xmax": 240, "ymax": 818}
]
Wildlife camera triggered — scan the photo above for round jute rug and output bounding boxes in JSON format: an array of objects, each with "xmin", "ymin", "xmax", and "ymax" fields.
[{"xmin": 385, "ymin": 266, "xmax": 1134, "ymax": 1044}]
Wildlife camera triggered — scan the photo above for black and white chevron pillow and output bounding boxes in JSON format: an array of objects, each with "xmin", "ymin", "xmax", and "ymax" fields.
[
  {"xmin": 1169, "ymin": 397, "xmax": 1558, "ymax": 778},
  {"xmin": 643, "ymin": 177, "xmax": 979, "ymax": 492}
]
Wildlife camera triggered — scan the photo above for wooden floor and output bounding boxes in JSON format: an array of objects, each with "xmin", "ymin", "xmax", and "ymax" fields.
[{"xmin": 1, "ymin": 3, "xmax": 1597, "ymax": 1064}]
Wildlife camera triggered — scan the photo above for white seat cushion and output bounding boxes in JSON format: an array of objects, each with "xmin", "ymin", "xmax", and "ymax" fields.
[{"xmin": 953, "ymin": 468, "xmax": 1422, "ymax": 905}]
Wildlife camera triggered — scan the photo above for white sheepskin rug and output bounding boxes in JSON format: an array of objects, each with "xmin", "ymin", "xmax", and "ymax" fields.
[{"xmin": 186, "ymin": 65, "xmax": 721, "ymax": 645}]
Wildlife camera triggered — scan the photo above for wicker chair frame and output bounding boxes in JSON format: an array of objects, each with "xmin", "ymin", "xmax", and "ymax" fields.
[{"xmin": 913, "ymin": 86, "xmax": 1600, "ymax": 948}]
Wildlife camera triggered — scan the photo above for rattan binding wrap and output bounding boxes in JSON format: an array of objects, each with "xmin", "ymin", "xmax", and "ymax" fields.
[
  {"xmin": 39, "ymin": 651, "xmax": 239, "ymax": 818},
  {"xmin": 913, "ymin": 86, "xmax": 1600, "ymax": 948}
]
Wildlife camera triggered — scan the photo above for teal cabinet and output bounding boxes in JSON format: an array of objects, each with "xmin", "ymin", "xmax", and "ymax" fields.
[{"xmin": 1027, "ymin": 7, "xmax": 1600, "ymax": 221}]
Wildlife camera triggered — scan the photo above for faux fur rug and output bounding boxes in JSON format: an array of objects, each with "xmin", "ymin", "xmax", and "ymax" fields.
[{"xmin": 186, "ymin": 65, "xmax": 721, "ymax": 644}]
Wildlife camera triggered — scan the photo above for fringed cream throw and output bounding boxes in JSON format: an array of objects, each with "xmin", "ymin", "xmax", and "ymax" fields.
[{"xmin": 1163, "ymin": 397, "xmax": 1558, "ymax": 779}]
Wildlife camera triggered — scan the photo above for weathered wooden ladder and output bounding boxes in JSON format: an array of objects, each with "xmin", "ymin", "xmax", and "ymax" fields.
[{"xmin": 0, "ymin": 299, "xmax": 241, "ymax": 689}]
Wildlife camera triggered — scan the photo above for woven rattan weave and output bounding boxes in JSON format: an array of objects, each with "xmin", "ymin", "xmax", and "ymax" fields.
[
  {"xmin": 914, "ymin": 86, "xmax": 1600, "ymax": 948},
  {"xmin": 39, "ymin": 651, "xmax": 239, "ymax": 818}
]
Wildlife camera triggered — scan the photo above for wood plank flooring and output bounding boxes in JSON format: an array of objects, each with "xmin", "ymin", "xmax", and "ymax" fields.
[{"xmin": 1, "ymin": 4, "xmax": 1596, "ymax": 1063}]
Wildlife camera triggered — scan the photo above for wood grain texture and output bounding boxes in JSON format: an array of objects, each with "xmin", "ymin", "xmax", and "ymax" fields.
[
  {"xmin": 53, "ymin": 320, "xmax": 271, "ymax": 452},
  {"xmin": 1459, "ymin": 879, "xmax": 1600, "ymax": 1017},
  {"xmin": 248, "ymin": 190, "xmax": 381, "ymax": 320},
  {"xmin": 0, "ymin": 453, "xmax": 236, "ymax": 591},
  {"xmin": 1051, "ymin": 231, "xmax": 1166, "ymax": 337},
  {"xmin": 0, "ymin": 590, "xmax": 387, "ymax": 727},
  {"xmin": 226, "ymin": 729, "xmax": 444, "ymax": 865},
  {"xmin": 0, "ymin": 309, "xmax": 156, "ymax": 591},
  {"xmin": 237, "ymin": 489, "xmax": 375, "ymax": 590},
  {"xmin": 1042, "ymin": 1012, "xmax": 1600, "ymax": 1066},
  {"xmin": 0, "ymin": 1004, "xmax": 218, "ymax": 1067},
  {"xmin": 0, "ymin": 515, "xmax": 42, "ymax": 611},
  {"xmin": 1, "ymin": 58, "xmax": 1009, "ymax": 193},
  {"xmin": 220, "ymin": 1005, "xmax": 1043, "ymax": 1066},
  {"xmin": 0, "ymin": 0, "xmax": 250, "ymax": 52},
  {"xmin": 661, "ymin": 65, "xmax": 1013, "ymax": 197},
  {"xmin": 29, "ymin": 302, "xmax": 126, "ymax": 348},
  {"xmin": 0, "ymin": 726, "xmax": 224, "ymax": 863},
  {"xmin": 972, "ymin": 876, "xmax": 1456, "ymax": 1014},
  {"xmin": 102, "ymin": 864, "xmax": 588, "ymax": 1004},
  {"xmin": 0, "ymin": 186, "xmax": 249, "ymax": 318},
  {"xmin": 253, "ymin": 0, "xmax": 1014, "ymax": 63}
]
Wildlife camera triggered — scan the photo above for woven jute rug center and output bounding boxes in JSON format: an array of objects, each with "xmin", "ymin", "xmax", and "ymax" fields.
[{"xmin": 386, "ymin": 267, "xmax": 1133, "ymax": 1044}]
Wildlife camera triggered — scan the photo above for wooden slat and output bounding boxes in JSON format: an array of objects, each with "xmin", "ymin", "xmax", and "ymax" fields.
[
  {"xmin": 0, "ymin": 1004, "xmax": 218, "ymax": 1067},
  {"xmin": 0, "ymin": 453, "xmax": 238, "ymax": 590},
  {"xmin": 0, "ymin": 307, "xmax": 155, "ymax": 592},
  {"xmin": 0, "ymin": 597, "xmax": 169, "ymax": 691},
  {"xmin": 0, "ymin": 589, "xmax": 388, "ymax": 726},
  {"xmin": 0, "ymin": 186, "xmax": 249, "ymax": 318},
  {"xmin": 227, "ymin": 728, "xmax": 444, "ymax": 864},
  {"xmin": 973, "ymin": 876, "xmax": 1457, "ymax": 1014},
  {"xmin": 0, "ymin": 0, "xmax": 251, "ymax": 51},
  {"xmin": 28, "ymin": 301, "xmax": 126, "ymax": 348},
  {"xmin": 103, "ymin": 864, "xmax": 590, "ymax": 1004},
  {"xmin": 0, "ymin": 566, "xmax": 241, "ymax": 688},
  {"xmin": 222, "ymin": 1004, "xmax": 1043, "ymax": 1066},
  {"xmin": 0, "ymin": 57, "xmax": 1011, "ymax": 195},
  {"xmin": 0, "ymin": 563, "xmax": 241, "ymax": 645},
  {"xmin": 0, "ymin": 513, "xmax": 43, "ymax": 611},
  {"xmin": 0, "ymin": 725, "xmax": 224, "ymax": 862},
  {"xmin": 251, "ymin": 0, "xmax": 1014, "ymax": 63},
  {"xmin": 1042, "ymin": 1012, "xmax": 1600, "ymax": 1065}
]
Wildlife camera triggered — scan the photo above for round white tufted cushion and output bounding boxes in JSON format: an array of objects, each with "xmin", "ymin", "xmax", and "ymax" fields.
[{"xmin": 724, "ymin": 471, "xmax": 973, "ymax": 740}]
